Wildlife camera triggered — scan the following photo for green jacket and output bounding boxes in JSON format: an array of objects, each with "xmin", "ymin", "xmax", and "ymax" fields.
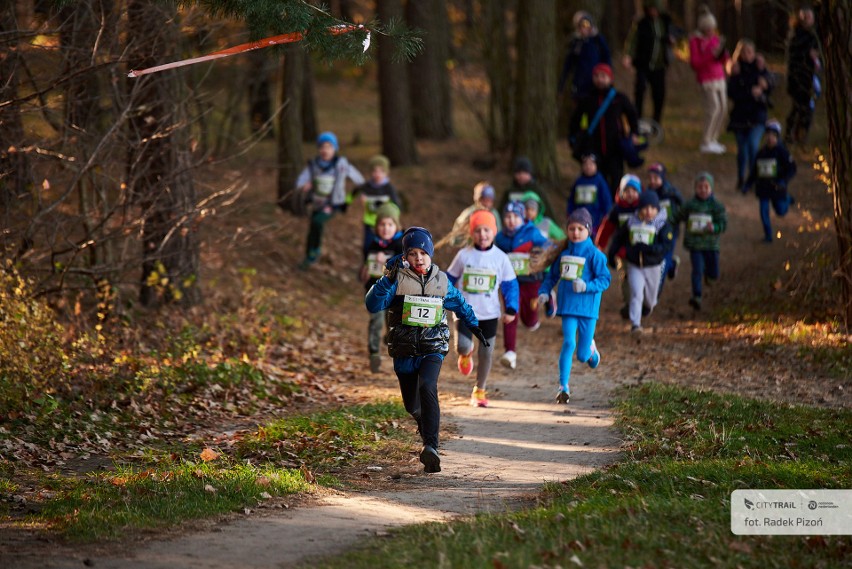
[
  {"xmin": 521, "ymin": 190, "xmax": 565, "ymax": 241},
  {"xmin": 673, "ymin": 195, "xmax": 727, "ymax": 251}
]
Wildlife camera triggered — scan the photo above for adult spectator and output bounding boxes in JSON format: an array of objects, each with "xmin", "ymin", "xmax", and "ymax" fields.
[
  {"xmin": 569, "ymin": 64, "xmax": 640, "ymax": 195},
  {"xmin": 622, "ymin": 0, "xmax": 676, "ymax": 125},
  {"xmin": 689, "ymin": 6, "xmax": 729, "ymax": 154},
  {"xmin": 558, "ymin": 12, "xmax": 612, "ymax": 103},
  {"xmin": 785, "ymin": 6, "xmax": 821, "ymax": 147}
]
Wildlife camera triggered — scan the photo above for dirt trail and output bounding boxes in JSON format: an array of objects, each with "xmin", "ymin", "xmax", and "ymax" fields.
[{"xmin": 26, "ymin": 314, "xmax": 626, "ymax": 569}]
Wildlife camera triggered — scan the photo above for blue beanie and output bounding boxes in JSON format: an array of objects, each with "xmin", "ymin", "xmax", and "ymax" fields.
[
  {"xmin": 638, "ymin": 190, "xmax": 660, "ymax": 209},
  {"xmin": 619, "ymin": 174, "xmax": 643, "ymax": 196},
  {"xmin": 647, "ymin": 162, "xmax": 666, "ymax": 180},
  {"xmin": 317, "ymin": 131, "xmax": 339, "ymax": 150},
  {"xmin": 513, "ymin": 156, "xmax": 533, "ymax": 174},
  {"xmin": 402, "ymin": 227, "xmax": 434, "ymax": 257},
  {"xmin": 765, "ymin": 119, "xmax": 782, "ymax": 137},
  {"xmin": 504, "ymin": 200, "xmax": 526, "ymax": 219}
]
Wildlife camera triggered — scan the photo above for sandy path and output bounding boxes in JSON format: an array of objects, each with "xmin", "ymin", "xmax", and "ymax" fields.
[{"xmin": 25, "ymin": 318, "xmax": 624, "ymax": 569}]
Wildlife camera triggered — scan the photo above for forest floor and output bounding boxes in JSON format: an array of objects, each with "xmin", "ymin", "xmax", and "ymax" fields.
[{"xmin": 2, "ymin": 60, "xmax": 850, "ymax": 568}]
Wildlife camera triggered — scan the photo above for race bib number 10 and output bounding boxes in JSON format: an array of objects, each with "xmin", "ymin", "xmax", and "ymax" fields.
[
  {"xmin": 462, "ymin": 268, "xmax": 497, "ymax": 293},
  {"xmin": 560, "ymin": 255, "xmax": 586, "ymax": 281},
  {"xmin": 402, "ymin": 295, "xmax": 444, "ymax": 327}
]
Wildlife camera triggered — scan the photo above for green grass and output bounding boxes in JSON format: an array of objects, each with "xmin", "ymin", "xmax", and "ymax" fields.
[
  {"xmin": 5, "ymin": 401, "xmax": 415, "ymax": 542},
  {"xmin": 308, "ymin": 384, "xmax": 852, "ymax": 569}
]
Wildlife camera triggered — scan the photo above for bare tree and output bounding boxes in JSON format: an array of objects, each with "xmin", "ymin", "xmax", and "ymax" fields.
[
  {"xmin": 818, "ymin": 0, "xmax": 852, "ymax": 329},
  {"xmin": 513, "ymin": 0, "xmax": 559, "ymax": 185},
  {"xmin": 278, "ymin": 43, "xmax": 305, "ymax": 207},
  {"xmin": 127, "ymin": 1, "xmax": 200, "ymax": 306},
  {"xmin": 484, "ymin": 0, "xmax": 513, "ymax": 152},
  {"xmin": 0, "ymin": 5, "xmax": 31, "ymax": 218},
  {"xmin": 406, "ymin": 0, "xmax": 453, "ymax": 139},
  {"xmin": 376, "ymin": 0, "xmax": 418, "ymax": 165}
]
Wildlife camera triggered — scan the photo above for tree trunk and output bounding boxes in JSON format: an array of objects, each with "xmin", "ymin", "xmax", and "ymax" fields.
[
  {"xmin": 278, "ymin": 44, "xmax": 305, "ymax": 205},
  {"xmin": 126, "ymin": 1, "xmax": 200, "ymax": 307},
  {"xmin": 301, "ymin": 52, "xmax": 318, "ymax": 143},
  {"xmin": 484, "ymin": 0, "xmax": 513, "ymax": 152},
  {"xmin": 406, "ymin": 0, "xmax": 453, "ymax": 139},
  {"xmin": 376, "ymin": 0, "xmax": 418, "ymax": 165},
  {"xmin": 513, "ymin": 0, "xmax": 559, "ymax": 186},
  {"xmin": 818, "ymin": 0, "xmax": 852, "ymax": 329},
  {"xmin": 247, "ymin": 49, "xmax": 273, "ymax": 137},
  {"xmin": 0, "ymin": 5, "xmax": 31, "ymax": 215}
]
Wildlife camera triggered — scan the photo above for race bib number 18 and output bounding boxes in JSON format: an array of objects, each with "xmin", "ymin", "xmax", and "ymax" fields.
[{"xmin": 402, "ymin": 295, "xmax": 444, "ymax": 327}]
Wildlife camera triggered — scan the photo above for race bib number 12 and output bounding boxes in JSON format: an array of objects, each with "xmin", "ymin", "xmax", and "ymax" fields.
[{"xmin": 402, "ymin": 295, "xmax": 444, "ymax": 327}]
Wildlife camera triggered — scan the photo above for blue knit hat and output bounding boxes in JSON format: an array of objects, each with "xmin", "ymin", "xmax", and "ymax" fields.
[
  {"xmin": 402, "ymin": 227, "xmax": 434, "ymax": 257},
  {"xmin": 504, "ymin": 200, "xmax": 526, "ymax": 219},
  {"xmin": 638, "ymin": 190, "xmax": 660, "ymax": 210},
  {"xmin": 618, "ymin": 174, "xmax": 643, "ymax": 196},
  {"xmin": 513, "ymin": 156, "xmax": 533, "ymax": 174},
  {"xmin": 317, "ymin": 131, "xmax": 339, "ymax": 150}
]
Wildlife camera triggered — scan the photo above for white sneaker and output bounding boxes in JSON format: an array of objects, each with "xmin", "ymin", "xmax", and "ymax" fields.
[
  {"xmin": 710, "ymin": 141, "xmax": 727, "ymax": 153},
  {"xmin": 528, "ymin": 321, "xmax": 541, "ymax": 332},
  {"xmin": 499, "ymin": 350, "xmax": 517, "ymax": 369},
  {"xmin": 699, "ymin": 143, "xmax": 724, "ymax": 154}
]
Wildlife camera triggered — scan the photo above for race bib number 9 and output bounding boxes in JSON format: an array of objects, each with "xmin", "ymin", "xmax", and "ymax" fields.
[
  {"xmin": 313, "ymin": 174, "xmax": 335, "ymax": 196},
  {"xmin": 757, "ymin": 158, "xmax": 778, "ymax": 179},
  {"xmin": 507, "ymin": 252, "xmax": 531, "ymax": 276},
  {"xmin": 366, "ymin": 253, "xmax": 384, "ymax": 278},
  {"xmin": 402, "ymin": 295, "xmax": 444, "ymax": 327},
  {"xmin": 462, "ymin": 267, "xmax": 498, "ymax": 293},
  {"xmin": 575, "ymin": 184, "xmax": 597, "ymax": 205},
  {"xmin": 688, "ymin": 213, "xmax": 713, "ymax": 234},
  {"xmin": 629, "ymin": 224, "xmax": 656, "ymax": 245},
  {"xmin": 560, "ymin": 255, "xmax": 586, "ymax": 281}
]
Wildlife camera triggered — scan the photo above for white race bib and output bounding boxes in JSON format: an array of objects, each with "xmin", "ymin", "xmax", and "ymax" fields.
[
  {"xmin": 366, "ymin": 253, "xmax": 385, "ymax": 278},
  {"xmin": 560, "ymin": 255, "xmax": 586, "ymax": 281},
  {"xmin": 366, "ymin": 195, "xmax": 390, "ymax": 212},
  {"xmin": 575, "ymin": 184, "xmax": 597, "ymax": 205},
  {"xmin": 462, "ymin": 267, "xmax": 498, "ymax": 293},
  {"xmin": 629, "ymin": 223, "xmax": 656, "ymax": 245},
  {"xmin": 757, "ymin": 158, "xmax": 778, "ymax": 179},
  {"xmin": 508, "ymin": 191, "xmax": 525, "ymax": 203},
  {"xmin": 507, "ymin": 252, "xmax": 531, "ymax": 276},
  {"xmin": 618, "ymin": 213, "xmax": 631, "ymax": 227},
  {"xmin": 660, "ymin": 199, "xmax": 673, "ymax": 220},
  {"xmin": 688, "ymin": 213, "xmax": 713, "ymax": 234},
  {"xmin": 402, "ymin": 295, "xmax": 444, "ymax": 327},
  {"xmin": 313, "ymin": 174, "xmax": 336, "ymax": 196}
]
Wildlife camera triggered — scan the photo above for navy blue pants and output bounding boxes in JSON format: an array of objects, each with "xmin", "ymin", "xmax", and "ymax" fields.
[
  {"xmin": 394, "ymin": 355, "xmax": 443, "ymax": 448},
  {"xmin": 689, "ymin": 250, "xmax": 720, "ymax": 299},
  {"xmin": 759, "ymin": 195, "xmax": 791, "ymax": 241}
]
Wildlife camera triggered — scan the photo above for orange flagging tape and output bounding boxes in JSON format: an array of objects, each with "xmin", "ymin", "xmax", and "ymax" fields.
[{"xmin": 128, "ymin": 24, "xmax": 368, "ymax": 78}]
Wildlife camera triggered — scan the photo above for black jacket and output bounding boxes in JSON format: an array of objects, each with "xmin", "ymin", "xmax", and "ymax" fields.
[
  {"xmin": 727, "ymin": 59, "xmax": 773, "ymax": 132},
  {"xmin": 569, "ymin": 87, "xmax": 639, "ymax": 159}
]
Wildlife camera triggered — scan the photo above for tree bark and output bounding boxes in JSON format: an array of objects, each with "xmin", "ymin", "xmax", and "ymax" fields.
[
  {"xmin": 818, "ymin": 0, "xmax": 852, "ymax": 329},
  {"xmin": 513, "ymin": 0, "xmax": 559, "ymax": 186},
  {"xmin": 0, "ymin": 5, "xmax": 31, "ymax": 215},
  {"xmin": 484, "ymin": 0, "xmax": 513, "ymax": 152},
  {"xmin": 126, "ymin": 1, "xmax": 200, "ymax": 307},
  {"xmin": 247, "ymin": 49, "xmax": 274, "ymax": 137},
  {"xmin": 406, "ymin": 0, "xmax": 453, "ymax": 139},
  {"xmin": 376, "ymin": 0, "xmax": 418, "ymax": 165},
  {"xmin": 278, "ymin": 44, "xmax": 305, "ymax": 205},
  {"xmin": 301, "ymin": 52, "xmax": 318, "ymax": 143}
]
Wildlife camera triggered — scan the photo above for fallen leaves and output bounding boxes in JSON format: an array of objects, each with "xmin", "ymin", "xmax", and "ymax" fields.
[{"xmin": 200, "ymin": 448, "xmax": 220, "ymax": 462}]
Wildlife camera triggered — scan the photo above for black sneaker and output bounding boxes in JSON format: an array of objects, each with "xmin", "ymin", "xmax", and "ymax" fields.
[
  {"xmin": 641, "ymin": 305, "xmax": 651, "ymax": 317},
  {"xmin": 689, "ymin": 296, "xmax": 702, "ymax": 310},
  {"xmin": 419, "ymin": 445, "xmax": 441, "ymax": 473},
  {"xmin": 555, "ymin": 390, "xmax": 570, "ymax": 404}
]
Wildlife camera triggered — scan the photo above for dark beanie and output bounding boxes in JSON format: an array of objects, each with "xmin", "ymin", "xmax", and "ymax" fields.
[
  {"xmin": 402, "ymin": 227, "xmax": 434, "ymax": 257},
  {"xmin": 638, "ymin": 191, "xmax": 660, "ymax": 209},
  {"xmin": 567, "ymin": 208, "xmax": 593, "ymax": 231},
  {"xmin": 513, "ymin": 156, "xmax": 533, "ymax": 174}
]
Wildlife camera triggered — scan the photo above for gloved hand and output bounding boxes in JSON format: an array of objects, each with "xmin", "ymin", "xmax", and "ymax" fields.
[
  {"xmin": 572, "ymin": 279, "xmax": 587, "ymax": 293},
  {"xmin": 384, "ymin": 255, "xmax": 409, "ymax": 281},
  {"xmin": 537, "ymin": 293, "xmax": 550, "ymax": 307},
  {"xmin": 469, "ymin": 326, "xmax": 490, "ymax": 348}
]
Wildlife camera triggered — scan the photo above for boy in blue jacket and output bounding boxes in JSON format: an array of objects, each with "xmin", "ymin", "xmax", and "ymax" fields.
[
  {"xmin": 495, "ymin": 201, "xmax": 550, "ymax": 370},
  {"xmin": 743, "ymin": 120, "xmax": 797, "ymax": 243},
  {"xmin": 366, "ymin": 227, "xmax": 487, "ymax": 473},
  {"xmin": 567, "ymin": 153, "xmax": 613, "ymax": 236},
  {"xmin": 537, "ymin": 208, "xmax": 611, "ymax": 404}
]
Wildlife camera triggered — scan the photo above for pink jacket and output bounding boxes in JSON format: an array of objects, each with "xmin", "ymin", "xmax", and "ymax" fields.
[{"xmin": 689, "ymin": 34, "xmax": 728, "ymax": 84}]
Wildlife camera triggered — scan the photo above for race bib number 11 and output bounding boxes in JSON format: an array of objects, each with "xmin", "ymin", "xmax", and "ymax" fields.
[{"xmin": 402, "ymin": 295, "xmax": 444, "ymax": 327}]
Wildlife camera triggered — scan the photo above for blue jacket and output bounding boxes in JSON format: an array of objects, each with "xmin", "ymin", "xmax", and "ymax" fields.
[
  {"xmin": 496, "ymin": 221, "xmax": 550, "ymax": 284},
  {"xmin": 745, "ymin": 143, "xmax": 797, "ymax": 199},
  {"xmin": 567, "ymin": 173, "xmax": 613, "ymax": 230},
  {"xmin": 539, "ymin": 237, "xmax": 611, "ymax": 320},
  {"xmin": 559, "ymin": 34, "xmax": 612, "ymax": 99}
]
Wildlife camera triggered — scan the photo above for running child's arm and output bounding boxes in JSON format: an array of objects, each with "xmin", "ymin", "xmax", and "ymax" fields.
[
  {"xmin": 607, "ymin": 225, "xmax": 627, "ymax": 266},
  {"xmin": 295, "ymin": 165, "xmax": 312, "ymax": 190},
  {"xmin": 584, "ymin": 250, "xmax": 613, "ymax": 293},
  {"xmin": 712, "ymin": 203, "xmax": 728, "ymax": 234},
  {"xmin": 365, "ymin": 275, "xmax": 397, "ymax": 313},
  {"xmin": 443, "ymin": 282, "xmax": 478, "ymax": 330},
  {"xmin": 345, "ymin": 162, "xmax": 366, "ymax": 186},
  {"xmin": 778, "ymin": 150, "xmax": 797, "ymax": 188},
  {"xmin": 444, "ymin": 251, "xmax": 464, "ymax": 287},
  {"xmin": 647, "ymin": 223, "xmax": 674, "ymax": 260}
]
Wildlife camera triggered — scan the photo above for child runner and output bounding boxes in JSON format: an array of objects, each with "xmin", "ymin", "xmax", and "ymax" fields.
[
  {"xmin": 446, "ymin": 210, "xmax": 519, "ymax": 407},
  {"xmin": 743, "ymin": 119, "xmax": 797, "ymax": 243},
  {"xmin": 499, "ymin": 156, "xmax": 556, "ymax": 218},
  {"xmin": 607, "ymin": 191, "xmax": 673, "ymax": 332},
  {"xmin": 352, "ymin": 154, "xmax": 402, "ymax": 256},
  {"xmin": 537, "ymin": 208, "xmax": 611, "ymax": 404},
  {"xmin": 672, "ymin": 172, "xmax": 727, "ymax": 311},
  {"xmin": 523, "ymin": 191, "xmax": 566, "ymax": 242},
  {"xmin": 495, "ymin": 201, "xmax": 551, "ymax": 369},
  {"xmin": 365, "ymin": 227, "xmax": 487, "ymax": 473},
  {"xmin": 361, "ymin": 203, "xmax": 404, "ymax": 373},
  {"xmin": 567, "ymin": 153, "xmax": 613, "ymax": 237},
  {"xmin": 595, "ymin": 174, "xmax": 642, "ymax": 319},
  {"xmin": 441, "ymin": 182, "xmax": 502, "ymax": 249},
  {"xmin": 296, "ymin": 132, "xmax": 365, "ymax": 269},
  {"xmin": 646, "ymin": 162, "xmax": 684, "ymax": 291}
]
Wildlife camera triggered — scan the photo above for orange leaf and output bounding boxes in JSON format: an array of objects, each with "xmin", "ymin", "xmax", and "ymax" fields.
[{"xmin": 200, "ymin": 448, "xmax": 220, "ymax": 462}]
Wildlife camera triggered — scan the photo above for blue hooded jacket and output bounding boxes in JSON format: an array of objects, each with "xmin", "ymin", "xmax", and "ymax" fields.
[
  {"xmin": 496, "ymin": 221, "xmax": 551, "ymax": 284},
  {"xmin": 539, "ymin": 237, "xmax": 611, "ymax": 319},
  {"xmin": 568, "ymin": 172, "xmax": 613, "ymax": 230}
]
